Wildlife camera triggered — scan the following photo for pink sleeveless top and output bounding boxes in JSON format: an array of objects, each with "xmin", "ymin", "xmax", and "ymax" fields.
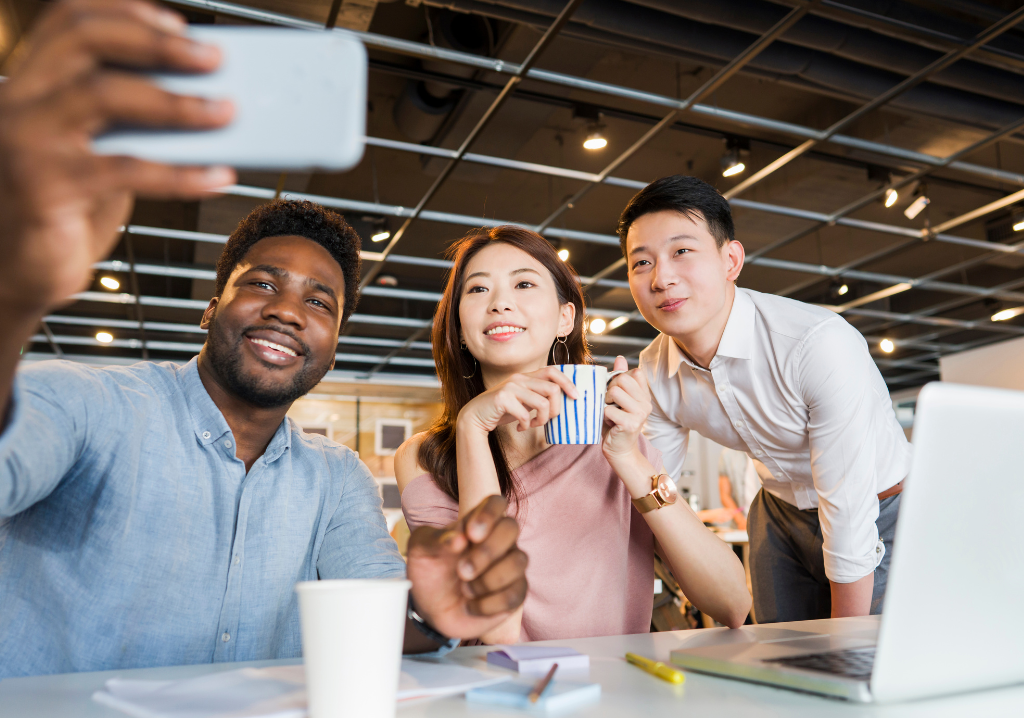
[{"xmin": 401, "ymin": 438, "xmax": 661, "ymax": 642}]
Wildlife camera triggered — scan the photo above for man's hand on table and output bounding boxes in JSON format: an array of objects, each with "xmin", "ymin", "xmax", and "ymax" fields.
[{"xmin": 405, "ymin": 495, "xmax": 528, "ymax": 640}]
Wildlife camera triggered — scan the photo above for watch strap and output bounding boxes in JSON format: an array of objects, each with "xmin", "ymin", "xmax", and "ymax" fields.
[
  {"xmin": 631, "ymin": 492, "xmax": 661, "ymax": 513},
  {"xmin": 407, "ymin": 596, "xmax": 450, "ymax": 646}
]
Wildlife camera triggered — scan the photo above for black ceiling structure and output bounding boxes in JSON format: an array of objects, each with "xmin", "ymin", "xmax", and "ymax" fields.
[{"xmin": 6, "ymin": 0, "xmax": 1024, "ymax": 389}]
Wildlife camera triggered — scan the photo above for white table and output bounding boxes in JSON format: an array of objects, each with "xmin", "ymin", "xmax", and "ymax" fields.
[{"xmin": 3, "ymin": 617, "xmax": 1023, "ymax": 717}]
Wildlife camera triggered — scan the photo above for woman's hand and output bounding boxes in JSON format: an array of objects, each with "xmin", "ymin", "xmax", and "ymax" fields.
[
  {"xmin": 457, "ymin": 366, "xmax": 578, "ymax": 436},
  {"xmin": 602, "ymin": 355, "xmax": 653, "ymax": 470}
]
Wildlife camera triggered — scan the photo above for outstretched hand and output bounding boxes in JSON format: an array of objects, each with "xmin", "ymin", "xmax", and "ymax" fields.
[
  {"xmin": 406, "ymin": 495, "xmax": 528, "ymax": 640},
  {"xmin": 0, "ymin": 0, "xmax": 235, "ymax": 315},
  {"xmin": 602, "ymin": 355, "xmax": 652, "ymax": 463}
]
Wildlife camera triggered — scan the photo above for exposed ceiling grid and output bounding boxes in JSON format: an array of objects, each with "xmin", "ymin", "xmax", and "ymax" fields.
[{"xmin": 6, "ymin": 0, "xmax": 1024, "ymax": 388}]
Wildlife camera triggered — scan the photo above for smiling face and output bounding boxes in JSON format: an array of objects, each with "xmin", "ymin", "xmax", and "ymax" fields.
[
  {"xmin": 626, "ymin": 210, "xmax": 744, "ymax": 345},
  {"xmin": 200, "ymin": 235, "xmax": 344, "ymax": 408},
  {"xmin": 458, "ymin": 242, "xmax": 574, "ymax": 380}
]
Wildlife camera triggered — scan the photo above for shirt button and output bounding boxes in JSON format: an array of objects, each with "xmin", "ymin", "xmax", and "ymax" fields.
[
  {"xmin": 202, "ymin": 431, "xmax": 211, "ymax": 440},
  {"xmin": 233, "ymin": 555, "xmax": 240, "ymax": 565},
  {"xmin": 754, "ymin": 449, "xmax": 763, "ymax": 457},
  {"xmin": 734, "ymin": 420, "xmax": 745, "ymax": 429},
  {"xmin": 224, "ymin": 440, "xmax": 232, "ymax": 449},
  {"xmin": 221, "ymin": 632, "xmax": 231, "ymax": 642}
]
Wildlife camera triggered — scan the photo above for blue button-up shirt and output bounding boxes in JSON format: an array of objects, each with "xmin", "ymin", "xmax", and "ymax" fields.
[{"xmin": 0, "ymin": 357, "xmax": 406, "ymax": 678}]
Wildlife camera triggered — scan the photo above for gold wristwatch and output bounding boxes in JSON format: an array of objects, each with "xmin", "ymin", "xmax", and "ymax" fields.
[{"xmin": 631, "ymin": 473, "xmax": 679, "ymax": 513}]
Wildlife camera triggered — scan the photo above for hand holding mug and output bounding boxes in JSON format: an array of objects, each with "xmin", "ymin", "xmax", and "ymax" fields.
[
  {"xmin": 457, "ymin": 366, "xmax": 578, "ymax": 434},
  {"xmin": 602, "ymin": 355, "xmax": 653, "ymax": 465}
]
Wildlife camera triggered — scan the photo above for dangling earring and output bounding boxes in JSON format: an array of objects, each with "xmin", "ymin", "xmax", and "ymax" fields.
[
  {"xmin": 553, "ymin": 335, "xmax": 569, "ymax": 365},
  {"xmin": 460, "ymin": 339, "xmax": 478, "ymax": 379}
]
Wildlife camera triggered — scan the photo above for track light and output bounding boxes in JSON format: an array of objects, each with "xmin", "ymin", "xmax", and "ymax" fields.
[
  {"xmin": 721, "ymin": 148, "xmax": 745, "ymax": 177},
  {"xmin": 904, "ymin": 195, "xmax": 930, "ymax": 219},
  {"xmin": 557, "ymin": 249, "xmax": 569, "ymax": 261},
  {"xmin": 371, "ymin": 230, "xmax": 390, "ymax": 242},
  {"xmin": 583, "ymin": 128, "xmax": 607, "ymax": 150},
  {"xmin": 1013, "ymin": 219, "xmax": 1024, "ymax": 232},
  {"xmin": 992, "ymin": 306, "xmax": 1024, "ymax": 322},
  {"xmin": 884, "ymin": 189, "xmax": 898, "ymax": 208},
  {"xmin": 99, "ymin": 276, "xmax": 120, "ymax": 290},
  {"xmin": 96, "ymin": 332, "xmax": 113, "ymax": 344},
  {"xmin": 837, "ymin": 283, "xmax": 849, "ymax": 296},
  {"xmin": 879, "ymin": 338, "xmax": 895, "ymax": 353},
  {"xmin": 589, "ymin": 317, "xmax": 607, "ymax": 334},
  {"xmin": 608, "ymin": 316, "xmax": 628, "ymax": 330}
]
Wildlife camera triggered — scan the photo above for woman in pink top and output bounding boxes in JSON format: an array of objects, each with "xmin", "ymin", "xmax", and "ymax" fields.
[{"xmin": 396, "ymin": 226, "xmax": 750, "ymax": 644}]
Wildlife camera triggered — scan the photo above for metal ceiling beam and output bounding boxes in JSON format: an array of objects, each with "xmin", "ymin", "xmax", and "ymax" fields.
[
  {"xmin": 165, "ymin": 0, "xmax": 1024, "ymax": 190},
  {"xmin": 357, "ymin": 0, "xmax": 586, "ymax": 290},
  {"xmin": 721, "ymin": 5, "xmax": 1024, "ymax": 199},
  {"xmin": 748, "ymin": 112, "xmax": 1024, "ymax": 263},
  {"xmin": 533, "ymin": 0, "xmax": 819, "ymax": 233}
]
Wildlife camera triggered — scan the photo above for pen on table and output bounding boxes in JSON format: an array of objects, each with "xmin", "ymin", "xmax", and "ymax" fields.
[
  {"xmin": 625, "ymin": 652, "xmax": 686, "ymax": 685},
  {"xmin": 528, "ymin": 663, "xmax": 558, "ymax": 703}
]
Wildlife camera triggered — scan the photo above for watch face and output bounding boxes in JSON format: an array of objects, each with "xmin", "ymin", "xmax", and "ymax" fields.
[{"xmin": 656, "ymin": 476, "xmax": 678, "ymax": 504}]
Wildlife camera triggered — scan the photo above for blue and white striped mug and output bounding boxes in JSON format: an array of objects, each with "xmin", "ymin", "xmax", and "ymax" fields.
[{"xmin": 544, "ymin": 364, "xmax": 625, "ymax": 445}]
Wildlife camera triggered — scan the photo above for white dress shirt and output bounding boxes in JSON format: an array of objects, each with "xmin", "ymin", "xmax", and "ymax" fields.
[{"xmin": 641, "ymin": 287, "xmax": 911, "ymax": 583}]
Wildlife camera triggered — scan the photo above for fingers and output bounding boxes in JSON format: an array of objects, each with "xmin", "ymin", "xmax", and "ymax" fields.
[
  {"xmin": 406, "ymin": 524, "xmax": 469, "ymax": 558},
  {"xmin": 458, "ymin": 515, "xmax": 519, "ymax": 582},
  {"xmin": 461, "ymin": 494, "xmax": 509, "ymax": 545},
  {"xmin": 613, "ymin": 354, "xmax": 628, "ymax": 372},
  {"xmin": 91, "ymin": 156, "xmax": 235, "ymax": 198},
  {"xmin": 533, "ymin": 366, "xmax": 578, "ymax": 399},
  {"xmin": 11, "ymin": 1, "xmax": 220, "ymax": 103},
  {"xmin": 467, "ymin": 575, "xmax": 528, "ymax": 617},
  {"xmin": 494, "ymin": 380, "xmax": 563, "ymax": 431},
  {"xmin": 53, "ymin": 71, "xmax": 233, "ymax": 135},
  {"xmin": 465, "ymin": 547, "xmax": 528, "ymax": 598}
]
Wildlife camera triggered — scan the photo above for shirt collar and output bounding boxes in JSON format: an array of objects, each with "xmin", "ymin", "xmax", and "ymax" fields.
[
  {"xmin": 664, "ymin": 287, "xmax": 754, "ymax": 377},
  {"xmin": 715, "ymin": 287, "xmax": 755, "ymax": 362},
  {"xmin": 179, "ymin": 357, "xmax": 292, "ymax": 463}
]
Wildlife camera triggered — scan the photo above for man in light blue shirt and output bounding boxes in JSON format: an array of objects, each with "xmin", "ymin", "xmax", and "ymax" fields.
[{"xmin": 0, "ymin": 0, "xmax": 528, "ymax": 678}]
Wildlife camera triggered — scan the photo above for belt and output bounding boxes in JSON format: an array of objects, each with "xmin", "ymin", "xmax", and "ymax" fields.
[{"xmin": 878, "ymin": 480, "xmax": 904, "ymax": 501}]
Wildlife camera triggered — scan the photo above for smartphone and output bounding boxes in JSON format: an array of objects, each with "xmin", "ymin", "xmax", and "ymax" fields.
[{"xmin": 92, "ymin": 27, "xmax": 366, "ymax": 171}]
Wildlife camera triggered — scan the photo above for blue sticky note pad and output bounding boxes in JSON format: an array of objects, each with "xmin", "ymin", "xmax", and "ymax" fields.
[{"xmin": 466, "ymin": 680, "xmax": 601, "ymax": 713}]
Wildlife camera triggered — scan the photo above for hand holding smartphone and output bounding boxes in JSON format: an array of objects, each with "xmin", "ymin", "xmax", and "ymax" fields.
[{"xmin": 93, "ymin": 27, "xmax": 368, "ymax": 170}]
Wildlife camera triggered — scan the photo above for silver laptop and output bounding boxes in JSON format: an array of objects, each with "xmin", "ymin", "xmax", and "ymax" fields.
[{"xmin": 670, "ymin": 382, "xmax": 1024, "ymax": 703}]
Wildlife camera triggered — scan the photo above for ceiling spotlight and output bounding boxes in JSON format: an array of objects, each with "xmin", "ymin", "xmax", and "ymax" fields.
[
  {"xmin": 884, "ymin": 188, "xmax": 898, "ymax": 208},
  {"xmin": 589, "ymin": 317, "xmax": 607, "ymax": 334},
  {"xmin": 837, "ymin": 283, "xmax": 849, "ymax": 296},
  {"xmin": 829, "ymin": 280, "xmax": 849, "ymax": 299},
  {"xmin": 370, "ymin": 230, "xmax": 390, "ymax": 243},
  {"xmin": 879, "ymin": 338, "xmax": 895, "ymax": 353},
  {"xmin": 557, "ymin": 249, "xmax": 569, "ymax": 261},
  {"xmin": 992, "ymin": 306, "xmax": 1024, "ymax": 322},
  {"xmin": 99, "ymin": 276, "xmax": 120, "ymax": 291},
  {"xmin": 904, "ymin": 195, "xmax": 930, "ymax": 219},
  {"xmin": 583, "ymin": 128, "xmax": 607, "ymax": 151},
  {"xmin": 96, "ymin": 331, "xmax": 114, "ymax": 344},
  {"xmin": 608, "ymin": 316, "xmax": 629, "ymax": 330},
  {"xmin": 1013, "ymin": 219, "xmax": 1024, "ymax": 232},
  {"xmin": 721, "ymin": 147, "xmax": 745, "ymax": 178}
]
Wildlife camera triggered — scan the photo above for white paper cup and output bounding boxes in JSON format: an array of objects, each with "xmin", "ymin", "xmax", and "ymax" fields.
[
  {"xmin": 296, "ymin": 578, "xmax": 411, "ymax": 718},
  {"xmin": 544, "ymin": 364, "xmax": 624, "ymax": 445}
]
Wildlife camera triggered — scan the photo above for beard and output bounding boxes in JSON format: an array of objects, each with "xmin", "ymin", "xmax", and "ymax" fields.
[{"xmin": 204, "ymin": 314, "xmax": 332, "ymax": 409}]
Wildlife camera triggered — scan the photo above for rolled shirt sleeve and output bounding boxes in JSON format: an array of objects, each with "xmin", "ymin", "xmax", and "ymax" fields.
[
  {"xmin": 0, "ymin": 366, "xmax": 91, "ymax": 518},
  {"xmin": 317, "ymin": 453, "xmax": 406, "ymax": 580},
  {"xmin": 797, "ymin": 319, "xmax": 899, "ymax": 583}
]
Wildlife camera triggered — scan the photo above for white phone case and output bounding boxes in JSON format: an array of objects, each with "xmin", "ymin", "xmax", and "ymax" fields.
[{"xmin": 92, "ymin": 27, "xmax": 366, "ymax": 170}]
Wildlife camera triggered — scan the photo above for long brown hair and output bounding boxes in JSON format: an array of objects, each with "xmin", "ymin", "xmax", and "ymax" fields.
[{"xmin": 418, "ymin": 225, "xmax": 591, "ymax": 509}]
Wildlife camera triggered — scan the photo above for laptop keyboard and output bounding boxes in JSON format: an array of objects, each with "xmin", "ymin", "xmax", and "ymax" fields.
[{"xmin": 764, "ymin": 646, "xmax": 876, "ymax": 680}]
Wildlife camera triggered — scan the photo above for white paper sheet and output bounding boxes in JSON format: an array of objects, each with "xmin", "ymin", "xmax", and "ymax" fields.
[{"xmin": 92, "ymin": 660, "xmax": 509, "ymax": 718}]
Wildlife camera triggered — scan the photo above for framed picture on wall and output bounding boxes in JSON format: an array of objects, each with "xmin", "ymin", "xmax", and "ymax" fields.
[
  {"xmin": 301, "ymin": 425, "xmax": 333, "ymax": 441},
  {"xmin": 375, "ymin": 419, "xmax": 413, "ymax": 456}
]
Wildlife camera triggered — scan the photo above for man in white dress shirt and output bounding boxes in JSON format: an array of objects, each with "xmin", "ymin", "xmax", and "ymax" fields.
[{"xmin": 619, "ymin": 175, "xmax": 911, "ymax": 623}]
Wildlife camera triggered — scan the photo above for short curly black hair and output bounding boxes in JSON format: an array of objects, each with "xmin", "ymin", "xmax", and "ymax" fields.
[{"xmin": 215, "ymin": 200, "xmax": 362, "ymax": 328}]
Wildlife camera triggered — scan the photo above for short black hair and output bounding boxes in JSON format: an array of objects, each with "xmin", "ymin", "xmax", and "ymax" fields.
[
  {"xmin": 617, "ymin": 175, "xmax": 735, "ymax": 255},
  {"xmin": 215, "ymin": 199, "xmax": 362, "ymax": 327}
]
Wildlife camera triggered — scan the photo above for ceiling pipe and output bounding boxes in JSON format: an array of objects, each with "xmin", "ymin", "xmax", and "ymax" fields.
[{"xmin": 166, "ymin": 0, "xmax": 1024, "ymax": 190}]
